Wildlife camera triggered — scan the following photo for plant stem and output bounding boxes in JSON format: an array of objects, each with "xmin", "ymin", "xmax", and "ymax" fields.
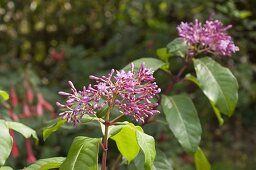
[
  {"xmin": 163, "ymin": 56, "xmax": 192, "ymax": 95},
  {"xmin": 101, "ymin": 111, "xmax": 110, "ymax": 170}
]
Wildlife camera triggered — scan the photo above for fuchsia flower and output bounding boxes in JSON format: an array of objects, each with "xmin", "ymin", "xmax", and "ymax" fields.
[
  {"xmin": 57, "ymin": 64, "xmax": 161, "ymax": 125},
  {"xmin": 36, "ymin": 93, "xmax": 55, "ymax": 116},
  {"xmin": 9, "ymin": 130, "xmax": 20, "ymax": 158},
  {"xmin": 25, "ymin": 139, "xmax": 36, "ymax": 164},
  {"xmin": 177, "ymin": 19, "xmax": 239, "ymax": 56}
]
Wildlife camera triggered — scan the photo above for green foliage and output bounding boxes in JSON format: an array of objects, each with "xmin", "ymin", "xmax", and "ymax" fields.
[
  {"xmin": 161, "ymin": 94, "xmax": 202, "ymax": 153},
  {"xmin": 156, "ymin": 48, "xmax": 172, "ymax": 62},
  {"xmin": 0, "ymin": 90, "xmax": 9, "ymax": 101},
  {"xmin": 6, "ymin": 121, "xmax": 38, "ymax": 143},
  {"xmin": 152, "ymin": 150, "xmax": 173, "ymax": 170},
  {"xmin": 136, "ymin": 130, "xmax": 156, "ymax": 170},
  {"xmin": 111, "ymin": 123, "xmax": 141, "ymax": 164},
  {"xmin": 0, "ymin": 121, "xmax": 12, "ymax": 166},
  {"xmin": 123, "ymin": 58, "xmax": 165, "ymax": 72},
  {"xmin": 166, "ymin": 38, "xmax": 188, "ymax": 57},
  {"xmin": 194, "ymin": 148, "xmax": 211, "ymax": 170},
  {"xmin": 23, "ymin": 157, "xmax": 65, "ymax": 170},
  {"xmin": 60, "ymin": 136, "xmax": 101, "ymax": 170},
  {"xmin": 193, "ymin": 57, "xmax": 238, "ymax": 117},
  {"xmin": 43, "ymin": 119, "xmax": 66, "ymax": 141}
]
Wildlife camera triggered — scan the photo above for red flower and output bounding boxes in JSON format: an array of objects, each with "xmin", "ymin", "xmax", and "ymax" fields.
[
  {"xmin": 25, "ymin": 86, "xmax": 34, "ymax": 104},
  {"xmin": 22, "ymin": 103, "xmax": 32, "ymax": 117},
  {"xmin": 50, "ymin": 49, "xmax": 65, "ymax": 61},
  {"xmin": 25, "ymin": 139, "xmax": 36, "ymax": 164},
  {"xmin": 36, "ymin": 93, "xmax": 54, "ymax": 116},
  {"xmin": 10, "ymin": 86, "xmax": 18, "ymax": 107},
  {"xmin": 9, "ymin": 130, "xmax": 20, "ymax": 158}
]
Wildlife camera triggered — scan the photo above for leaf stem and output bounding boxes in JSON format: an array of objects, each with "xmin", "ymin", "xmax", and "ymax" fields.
[{"xmin": 110, "ymin": 113, "xmax": 124, "ymax": 124}]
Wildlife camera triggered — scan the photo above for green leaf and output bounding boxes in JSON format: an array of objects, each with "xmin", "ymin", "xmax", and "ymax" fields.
[
  {"xmin": 100, "ymin": 121, "xmax": 129, "ymax": 138},
  {"xmin": 122, "ymin": 58, "xmax": 165, "ymax": 72},
  {"xmin": 6, "ymin": 121, "xmax": 38, "ymax": 144},
  {"xmin": 111, "ymin": 123, "xmax": 140, "ymax": 164},
  {"xmin": 0, "ymin": 90, "xmax": 9, "ymax": 101},
  {"xmin": 161, "ymin": 94, "xmax": 202, "ymax": 153},
  {"xmin": 43, "ymin": 119, "xmax": 66, "ymax": 141},
  {"xmin": 23, "ymin": 157, "xmax": 65, "ymax": 170},
  {"xmin": 136, "ymin": 130, "xmax": 156, "ymax": 170},
  {"xmin": 166, "ymin": 38, "xmax": 188, "ymax": 57},
  {"xmin": 153, "ymin": 150, "xmax": 173, "ymax": 170},
  {"xmin": 193, "ymin": 57, "xmax": 238, "ymax": 116},
  {"xmin": 108, "ymin": 124, "xmax": 125, "ymax": 138},
  {"xmin": 185, "ymin": 74, "xmax": 224, "ymax": 126},
  {"xmin": 60, "ymin": 136, "xmax": 100, "ymax": 170},
  {"xmin": 185, "ymin": 73, "xmax": 200, "ymax": 86},
  {"xmin": 194, "ymin": 148, "xmax": 211, "ymax": 170},
  {"xmin": 0, "ymin": 166, "xmax": 13, "ymax": 170},
  {"xmin": 80, "ymin": 114, "xmax": 96, "ymax": 124},
  {"xmin": 156, "ymin": 48, "xmax": 172, "ymax": 62},
  {"xmin": 0, "ymin": 120, "xmax": 12, "ymax": 166}
]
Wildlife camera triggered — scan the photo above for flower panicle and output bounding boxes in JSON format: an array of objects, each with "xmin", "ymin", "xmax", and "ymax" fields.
[
  {"xmin": 177, "ymin": 19, "xmax": 239, "ymax": 56},
  {"xmin": 57, "ymin": 64, "xmax": 161, "ymax": 126}
]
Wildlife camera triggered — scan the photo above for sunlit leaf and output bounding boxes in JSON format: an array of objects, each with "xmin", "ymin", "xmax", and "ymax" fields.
[
  {"xmin": 194, "ymin": 57, "xmax": 238, "ymax": 116},
  {"xmin": 0, "ymin": 90, "xmax": 9, "ymax": 101},
  {"xmin": 111, "ymin": 123, "xmax": 140, "ymax": 164},
  {"xmin": 185, "ymin": 74, "xmax": 224, "ymax": 125}
]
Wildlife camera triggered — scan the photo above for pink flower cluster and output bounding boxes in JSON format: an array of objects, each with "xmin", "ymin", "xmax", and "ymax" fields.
[
  {"xmin": 177, "ymin": 19, "xmax": 239, "ymax": 56},
  {"xmin": 57, "ymin": 64, "xmax": 161, "ymax": 125}
]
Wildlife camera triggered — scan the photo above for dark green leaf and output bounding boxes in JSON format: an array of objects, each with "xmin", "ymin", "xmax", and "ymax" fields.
[
  {"xmin": 161, "ymin": 94, "xmax": 202, "ymax": 153},
  {"xmin": 60, "ymin": 136, "xmax": 100, "ymax": 170},
  {"xmin": 80, "ymin": 114, "xmax": 96, "ymax": 124},
  {"xmin": 122, "ymin": 58, "xmax": 165, "ymax": 72},
  {"xmin": 0, "ymin": 120, "xmax": 12, "ymax": 166},
  {"xmin": 23, "ymin": 157, "xmax": 65, "ymax": 170},
  {"xmin": 0, "ymin": 90, "xmax": 9, "ymax": 101},
  {"xmin": 193, "ymin": 57, "xmax": 238, "ymax": 116},
  {"xmin": 43, "ymin": 119, "xmax": 66, "ymax": 141},
  {"xmin": 194, "ymin": 148, "xmax": 211, "ymax": 170},
  {"xmin": 6, "ymin": 121, "xmax": 38, "ymax": 144},
  {"xmin": 111, "ymin": 123, "xmax": 140, "ymax": 164},
  {"xmin": 166, "ymin": 38, "xmax": 188, "ymax": 57},
  {"xmin": 136, "ymin": 130, "xmax": 156, "ymax": 170},
  {"xmin": 153, "ymin": 150, "xmax": 173, "ymax": 170}
]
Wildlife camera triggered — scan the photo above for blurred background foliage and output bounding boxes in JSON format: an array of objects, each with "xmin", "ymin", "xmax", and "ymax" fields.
[{"xmin": 0, "ymin": 0, "xmax": 255, "ymax": 169}]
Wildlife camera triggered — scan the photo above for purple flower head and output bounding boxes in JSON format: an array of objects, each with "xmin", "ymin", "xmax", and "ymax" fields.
[
  {"xmin": 57, "ymin": 64, "xmax": 161, "ymax": 126},
  {"xmin": 177, "ymin": 19, "xmax": 239, "ymax": 56}
]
